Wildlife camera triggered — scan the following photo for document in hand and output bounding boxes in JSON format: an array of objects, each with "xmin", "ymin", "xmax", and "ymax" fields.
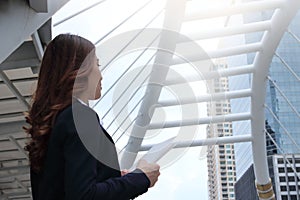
[{"xmin": 141, "ymin": 136, "xmax": 176, "ymax": 163}]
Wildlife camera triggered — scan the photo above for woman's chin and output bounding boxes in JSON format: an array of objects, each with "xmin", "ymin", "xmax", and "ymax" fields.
[
  {"xmin": 91, "ymin": 94, "xmax": 101, "ymax": 101},
  {"xmin": 88, "ymin": 95, "xmax": 101, "ymax": 107}
]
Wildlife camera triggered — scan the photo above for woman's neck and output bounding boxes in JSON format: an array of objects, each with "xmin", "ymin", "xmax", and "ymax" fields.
[{"xmin": 76, "ymin": 94, "xmax": 89, "ymax": 105}]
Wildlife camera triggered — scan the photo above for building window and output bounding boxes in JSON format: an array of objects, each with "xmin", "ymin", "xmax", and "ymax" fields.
[
  {"xmin": 278, "ymin": 158, "xmax": 284, "ymax": 164},
  {"xmin": 288, "ymin": 176, "xmax": 295, "ymax": 181},
  {"xmin": 289, "ymin": 185, "xmax": 296, "ymax": 191},
  {"xmin": 279, "ymin": 177, "xmax": 286, "ymax": 182},
  {"xmin": 280, "ymin": 186, "xmax": 287, "ymax": 191},
  {"xmin": 287, "ymin": 168, "xmax": 294, "ymax": 173},
  {"xmin": 278, "ymin": 167, "xmax": 285, "ymax": 173},
  {"xmin": 282, "ymin": 195, "xmax": 288, "ymax": 200},
  {"xmin": 290, "ymin": 195, "xmax": 297, "ymax": 200}
]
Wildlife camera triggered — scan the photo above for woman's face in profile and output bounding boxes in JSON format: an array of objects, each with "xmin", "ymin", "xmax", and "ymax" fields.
[{"xmin": 87, "ymin": 53, "xmax": 102, "ymax": 100}]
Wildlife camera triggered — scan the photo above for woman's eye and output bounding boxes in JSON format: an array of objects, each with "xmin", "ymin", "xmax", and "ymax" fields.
[{"xmin": 96, "ymin": 58, "xmax": 101, "ymax": 66}]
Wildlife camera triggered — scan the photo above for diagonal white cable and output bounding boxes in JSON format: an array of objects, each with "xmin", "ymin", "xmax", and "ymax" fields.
[
  {"xmin": 107, "ymin": 72, "xmax": 151, "ymax": 131},
  {"xmin": 90, "ymin": 10, "xmax": 164, "ymax": 127},
  {"xmin": 53, "ymin": 0, "xmax": 109, "ymax": 26},
  {"xmin": 100, "ymin": 8, "xmax": 164, "ymax": 72},
  {"xmin": 264, "ymin": 104, "xmax": 300, "ymax": 152},
  {"xmin": 92, "ymin": 27, "xmax": 161, "ymax": 109},
  {"xmin": 274, "ymin": 52, "xmax": 300, "ymax": 82},
  {"xmin": 94, "ymin": 0, "xmax": 154, "ymax": 45},
  {"xmin": 111, "ymin": 95, "xmax": 145, "ymax": 136},
  {"xmin": 100, "ymin": 38, "xmax": 160, "ymax": 119},
  {"xmin": 115, "ymin": 116, "xmax": 138, "ymax": 143},
  {"xmin": 267, "ymin": 76, "xmax": 300, "ymax": 119},
  {"xmin": 287, "ymin": 28, "xmax": 300, "ymax": 43},
  {"xmin": 118, "ymin": 143, "xmax": 128, "ymax": 154}
]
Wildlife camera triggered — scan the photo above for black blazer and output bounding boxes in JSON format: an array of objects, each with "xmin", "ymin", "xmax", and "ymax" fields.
[{"xmin": 30, "ymin": 99, "xmax": 150, "ymax": 200}]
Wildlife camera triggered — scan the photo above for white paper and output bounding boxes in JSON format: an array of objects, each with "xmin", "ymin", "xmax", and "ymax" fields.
[
  {"xmin": 129, "ymin": 137, "xmax": 176, "ymax": 170},
  {"xmin": 141, "ymin": 136, "xmax": 176, "ymax": 163}
]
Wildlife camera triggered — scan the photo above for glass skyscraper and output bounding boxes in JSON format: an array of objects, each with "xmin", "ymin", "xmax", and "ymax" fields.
[
  {"xmin": 228, "ymin": 1, "xmax": 300, "ymax": 199},
  {"xmin": 228, "ymin": 1, "xmax": 300, "ymax": 180},
  {"xmin": 265, "ymin": 12, "xmax": 300, "ymax": 153}
]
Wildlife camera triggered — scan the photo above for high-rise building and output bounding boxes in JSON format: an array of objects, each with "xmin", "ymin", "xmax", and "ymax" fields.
[
  {"xmin": 207, "ymin": 60, "xmax": 236, "ymax": 200},
  {"xmin": 272, "ymin": 154, "xmax": 300, "ymax": 199},
  {"xmin": 224, "ymin": 13, "xmax": 252, "ymax": 180},
  {"xmin": 235, "ymin": 154, "xmax": 300, "ymax": 200}
]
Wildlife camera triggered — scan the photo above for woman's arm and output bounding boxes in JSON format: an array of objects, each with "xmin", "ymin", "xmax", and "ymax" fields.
[{"xmin": 63, "ymin": 128, "xmax": 150, "ymax": 200}]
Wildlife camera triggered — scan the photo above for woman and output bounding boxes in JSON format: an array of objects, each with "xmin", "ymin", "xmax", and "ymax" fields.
[{"xmin": 24, "ymin": 34, "xmax": 160, "ymax": 200}]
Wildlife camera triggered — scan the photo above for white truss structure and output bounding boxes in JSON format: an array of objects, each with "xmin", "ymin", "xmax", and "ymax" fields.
[{"xmin": 0, "ymin": 0, "xmax": 299, "ymax": 199}]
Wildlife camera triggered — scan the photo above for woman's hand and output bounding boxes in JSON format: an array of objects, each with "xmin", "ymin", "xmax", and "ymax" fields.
[
  {"xmin": 136, "ymin": 159, "xmax": 160, "ymax": 188},
  {"xmin": 121, "ymin": 169, "xmax": 130, "ymax": 176}
]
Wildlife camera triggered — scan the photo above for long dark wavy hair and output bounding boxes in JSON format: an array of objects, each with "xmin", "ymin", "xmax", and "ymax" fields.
[{"xmin": 24, "ymin": 34, "xmax": 95, "ymax": 173}]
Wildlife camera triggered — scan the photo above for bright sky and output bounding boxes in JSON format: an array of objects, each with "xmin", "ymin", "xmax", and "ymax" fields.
[{"xmin": 52, "ymin": 0, "xmax": 232, "ymax": 199}]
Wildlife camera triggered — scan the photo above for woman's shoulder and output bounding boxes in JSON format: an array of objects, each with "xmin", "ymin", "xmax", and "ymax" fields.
[
  {"xmin": 55, "ymin": 101, "xmax": 96, "ymax": 123},
  {"xmin": 53, "ymin": 101, "xmax": 99, "ymax": 135}
]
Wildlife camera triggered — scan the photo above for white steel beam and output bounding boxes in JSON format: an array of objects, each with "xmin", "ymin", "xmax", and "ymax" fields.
[
  {"xmin": 0, "ymin": 169, "xmax": 29, "ymax": 179},
  {"xmin": 15, "ymin": 178, "xmax": 28, "ymax": 191},
  {"xmin": 184, "ymin": 0, "xmax": 285, "ymax": 21},
  {"xmin": 179, "ymin": 20, "xmax": 271, "ymax": 43},
  {"xmin": 0, "ymin": 119, "xmax": 26, "ymax": 137},
  {"xmin": 31, "ymin": 32, "xmax": 44, "ymax": 61},
  {"xmin": 250, "ymin": 0, "xmax": 300, "ymax": 197},
  {"xmin": 121, "ymin": 0, "xmax": 187, "ymax": 169},
  {"xmin": 0, "ymin": 0, "xmax": 69, "ymax": 64},
  {"xmin": 0, "ymin": 71, "xmax": 30, "ymax": 109},
  {"xmin": 0, "ymin": 41, "xmax": 40, "ymax": 70},
  {"xmin": 140, "ymin": 135, "xmax": 253, "ymax": 151},
  {"xmin": 148, "ymin": 112, "xmax": 251, "ymax": 129},
  {"xmin": 8, "ymin": 136, "xmax": 29, "ymax": 160},
  {"xmin": 29, "ymin": 0, "xmax": 48, "ymax": 12},
  {"xmin": 157, "ymin": 89, "xmax": 252, "ymax": 107},
  {"xmin": 0, "ymin": 165, "xmax": 29, "ymax": 172},
  {"xmin": 172, "ymin": 42, "xmax": 262, "ymax": 65},
  {"xmin": 165, "ymin": 64, "xmax": 254, "ymax": 85},
  {"xmin": 1, "ymin": 191, "xmax": 31, "ymax": 200}
]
